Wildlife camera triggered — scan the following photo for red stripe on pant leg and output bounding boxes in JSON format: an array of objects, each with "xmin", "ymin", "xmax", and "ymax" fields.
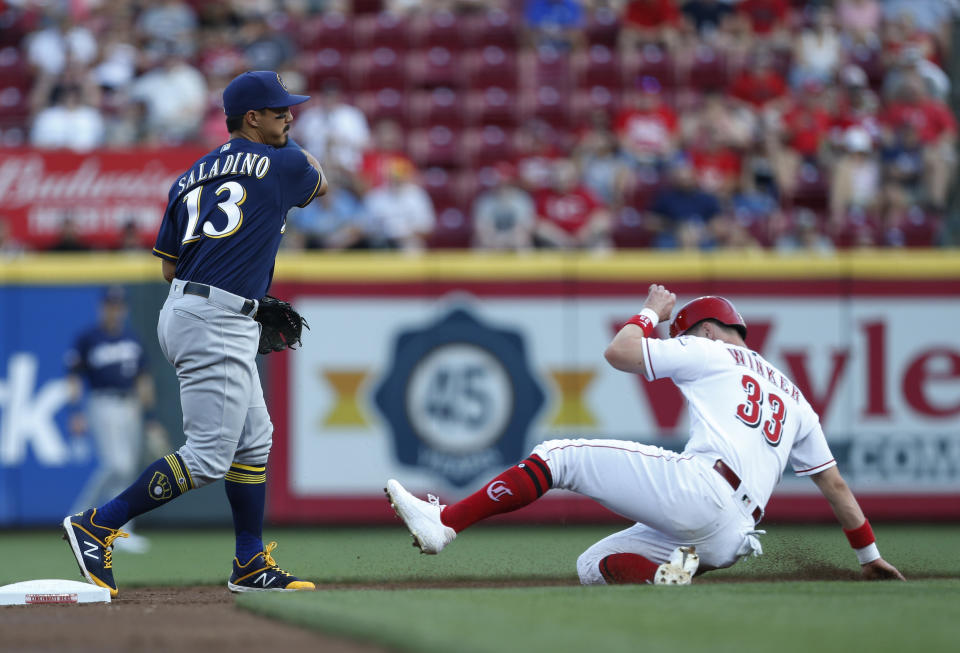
[
  {"xmin": 440, "ymin": 461, "xmax": 543, "ymax": 533},
  {"xmin": 599, "ymin": 553, "xmax": 660, "ymax": 584}
]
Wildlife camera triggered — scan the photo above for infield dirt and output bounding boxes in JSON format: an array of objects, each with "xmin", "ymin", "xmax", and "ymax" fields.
[{"xmin": 0, "ymin": 586, "xmax": 387, "ymax": 653}]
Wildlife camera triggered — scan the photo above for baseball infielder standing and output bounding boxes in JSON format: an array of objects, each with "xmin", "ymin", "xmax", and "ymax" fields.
[
  {"xmin": 387, "ymin": 284, "xmax": 905, "ymax": 584},
  {"xmin": 63, "ymin": 71, "xmax": 326, "ymax": 596},
  {"xmin": 65, "ymin": 287, "xmax": 165, "ymax": 554}
]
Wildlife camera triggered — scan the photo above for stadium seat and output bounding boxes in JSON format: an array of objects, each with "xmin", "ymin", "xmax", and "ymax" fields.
[
  {"xmin": 406, "ymin": 47, "xmax": 461, "ymax": 90},
  {"xmin": 464, "ymin": 46, "xmax": 519, "ymax": 90},
  {"xmin": 790, "ymin": 163, "xmax": 829, "ymax": 212},
  {"xmin": 622, "ymin": 44, "xmax": 676, "ymax": 89},
  {"xmin": 354, "ymin": 12, "xmax": 409, "ymax": 52},
  {"xmin": 611, "ymin": 208, "xmax": 656, "ymax": 248},
  {"xmin": 407, "ymin": 88, "xmax": 463, "ymax": 128},
  {"xmin": 833, "ymin": 208, "xmax": 880, "ymax": 249},
  {"xmin": 0, "ymin": 47, "xmax": 29, "ymax": 90},
  {"xmin": 521, "ymin": 44, "xmax": 573, "ymax": 91},
  {"xmin": 356, "ymin": 88, "xmax": 407, "ymax": 127},
  {"xmin": 427, "ymin": 206, "xmax": 474, "ymax": 249},
  {"xmin": 685, "ymin": 45, "xmax": 727, "ymax": 92},
  {"xmin": 584, "ymin": 8, "xmax": 620, "ymax": 47},
  {"xmin": 571, "ymin": 87, "xmax": 621, "ymax": 127},
  {"xmin": 302, "ymin": 48, "xmax": 351, "ymax": 92},
  {"xmin": 351, "ymin": 0, "xmax": 383, "ymax": 14},
  {"xmin": 573, "ymin": 45, "xmax": 622, "ymax": 91},
  {"xmin": 890, "ymin": 208, "xmax": 941, "ymax": 248},
  {"xmin": 462, "ymin": 9, "xmax": 520, "ymax": 50},
  {"xmin": 409, "ymin": 11, "xmax": 463, "ymax": 50},
  {"xmin": 408, "ymin": 125, "xmax": 462, "ymax": 169},
  {"xmin": 462, "ymin": 126, "xmax": 516, "ymax": 168},
  {"xmin": 464, "ymin": 87, "xmax": 519, "ymax": 129},
  {"xmin": 422, "ymin": 166, "xmax": 458, "ymax": 208},
  {"xmin": 350, "ymin": 47, "xmax": 405, "ymax": 92},
  {"xmin": 519, "ymin": 85, "xmax": 572, "ymax": 131},
  {"xmin": 297, "ymin": 12, "xmax": 354, "ymax": 51}
]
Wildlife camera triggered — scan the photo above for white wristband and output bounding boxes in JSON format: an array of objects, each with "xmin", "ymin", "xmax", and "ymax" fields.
[
  {"xmin": 855, "ymin": 542, "xmax": 881, "ymax": 565},
  {"xmin": 639, "ymin": 308, "xmax": 660, "ymax": 329}
]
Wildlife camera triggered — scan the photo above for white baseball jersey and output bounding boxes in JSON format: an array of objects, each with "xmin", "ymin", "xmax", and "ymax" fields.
[{"xmin": 642, "ymin": 335, "xmax": 836, "ymax": 508}]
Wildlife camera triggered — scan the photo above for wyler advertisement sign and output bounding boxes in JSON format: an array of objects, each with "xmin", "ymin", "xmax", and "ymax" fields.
[{"xmin": 265, "ymin": 257, "xmax": 960, "ymax": 524}]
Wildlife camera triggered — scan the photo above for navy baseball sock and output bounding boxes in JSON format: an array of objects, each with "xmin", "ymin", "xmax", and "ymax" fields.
[
  {"xmin": 224, "ymin": 463, "xmax": 266, "ymax": 565},
  {"xmin": 95, "ymin": 453, "xmax": 194, "ymax": 529}
]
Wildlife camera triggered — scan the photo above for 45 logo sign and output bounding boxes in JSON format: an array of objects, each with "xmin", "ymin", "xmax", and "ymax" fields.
[{"xmin": 375, "ymin": 308, "xmax": 544, "ymax": 487}]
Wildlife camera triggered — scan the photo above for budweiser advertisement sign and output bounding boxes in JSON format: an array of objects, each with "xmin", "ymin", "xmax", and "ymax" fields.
[{"xmin": 0, "ymin": 147, "xmax": 205, "ymax": 248}]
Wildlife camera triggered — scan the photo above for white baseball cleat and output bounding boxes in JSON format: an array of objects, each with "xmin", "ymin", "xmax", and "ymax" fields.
[
  {"xmin": 384, "ymin": 479, "xmax": 457, "ymax": 555},
  {"xmin": 654, "ymin": 546, "xmax": 700, "ymax": 585}
]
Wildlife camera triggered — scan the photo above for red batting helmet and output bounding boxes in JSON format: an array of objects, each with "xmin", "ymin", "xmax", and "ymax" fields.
[{"xmin": 669, "ymin": 296, "xmax": 747, "ymax": 339}]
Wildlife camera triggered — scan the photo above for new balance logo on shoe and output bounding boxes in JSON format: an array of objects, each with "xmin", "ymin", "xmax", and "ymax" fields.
[
  {"xmin": 254, "ymin": 573, "xmax": 276, "ymax": 588},
  {"xmin": 83, "ymin": 540, "xmax": 99, "ymax": 561}
]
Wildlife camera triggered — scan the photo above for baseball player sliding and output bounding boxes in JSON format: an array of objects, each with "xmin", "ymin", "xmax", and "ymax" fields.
[
  {"xmin": 387, "ymin": 284, "xmax": 905, "ymax": 584},
  {"xmin": 63, "ymin": 71, "xmax": 326, "ymax": 597}
]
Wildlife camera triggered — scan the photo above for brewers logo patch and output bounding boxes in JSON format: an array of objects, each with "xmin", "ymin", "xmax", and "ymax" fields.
[
  {"xmin": 148, "ymin": 471, "xmax": 172, "ymax": 501},
  {"xmin": 375, "ymin": 307, "xmax": 544, "ymax": 487}
]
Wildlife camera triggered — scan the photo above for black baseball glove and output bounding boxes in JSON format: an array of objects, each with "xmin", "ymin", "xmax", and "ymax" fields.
[{"xmin": 255, "ymin": 295, "xmax": 309, "ymax": 354}]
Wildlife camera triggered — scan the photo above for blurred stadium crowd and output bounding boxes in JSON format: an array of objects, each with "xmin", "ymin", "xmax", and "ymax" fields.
[{"xmin": 0, "ymin": 0, "xmax": 958, "ymax": 252}]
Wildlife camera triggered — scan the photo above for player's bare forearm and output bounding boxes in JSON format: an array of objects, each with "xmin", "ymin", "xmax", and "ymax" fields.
[
  {"xmin": 810, "ymin": 466, "xmax": 866, "ymax": 530},
  {"xmin": 604, "ymin": 284, "xmax": 676, "ymax": 375},
  {"xmin": 810, "ymin": 466, "xmax": 906, "ymax": 581},
  {"xmin": 161, "ymin": 259, "xmax": 176, "ymax": 283}
]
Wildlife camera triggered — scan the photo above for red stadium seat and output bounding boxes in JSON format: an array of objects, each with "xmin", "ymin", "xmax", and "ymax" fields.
[
  {"xmin": 573, "ymin": 44, "xmax": 622, "ymax": 91},
  {"xmin": 462, "ymin": 126, "xmax": 516, "ymax": 168},
  {"xmin": 462, "ymin": 9, "xmax": 520, "ymax": 50},
  {"xmin": 409, "ymin": 11, "xmax": 464, "ymax": 50},
  {"xmin": 408, "ymin": 125, "xmax": 462, "ymax": 169},
  {"xmin": 0, "ymin": 47, "xmax": 30, "ymax": 90},
  {"xmin": 570, "ymin": 86, "xmax": 622, "ymax": 127},
  {"xmin": 833, "ymin": 208, "xmax": 880, "ymax": 249},
  {"xmin": 350, "ymin": 47, "xmax": 406, "ymax": 92},
  {"xmin": 407, "ymin": 88, "xmax": 463, "ymax": 128},
  {"xmin": 622, "ymin": 44, "xmax": 676, "ymax": 89},
  {"xmin": 790, "ymin": 163, "xmax": 829, "ymax": 212},
  {"xmin": 406, "ymin": 47, "xmax": 461, "ymax": 90},
  {"xmin": 464, "ymin": 87, "xmax": 519, "ymax": 129},
  {"xmin": 352, "ymin": 0, "xmax": 383, "ymax": 14},
  {"xmin": 354, "ymin": 12, "xmax": 409, "ymax": 52},
  {"xmin": 464, "ymin": 46, "xmax": 519, "ymax": 90},
  {"xmin": 302, "ymin": 48, "xmax": 351, "ymax": 92},
  {"xmin": 685, "ymin": 45, "xmax": 727, "ymax": 91},
  {"xmin": 520, "ymin": 45, "xmax": 572, "ymax": 91},
  {"xmin": 427, "ymin": 207, "xmax": 473, "ymax": 249},
  {"xmin": 423, "ymin": 166, "xmax": 458, "ymax": 208},
  {"xmin": 612, "ymin": 208, "xmax": 656, "ymax": 248},
  {"xmin": 297, "ymin": 12, "xmax": 354, "ymax": 51},
  {"xmin": 356, "ymin": 88, "xmax": 407, "ymax": 127},
  {"xmin": 584, "ymin": 8, "xmax": 620, "ymax": 47},
  {"xmin": 519, "ymin": 85, "xmax": 572, "ymax": 131}
]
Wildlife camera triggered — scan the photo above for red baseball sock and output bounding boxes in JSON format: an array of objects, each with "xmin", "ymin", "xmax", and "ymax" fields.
[
  {"xmin": 598, "ymin": 553, "xmax": 660, "ymax": 584},
  {"xmin": 440, "ymin": 454, "xmax": 553, "ymax": 532}
]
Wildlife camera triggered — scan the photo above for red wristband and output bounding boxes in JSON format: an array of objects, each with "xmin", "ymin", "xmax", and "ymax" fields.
[
  {"xmin": 843, "ymin": 519, "xmax": 876, "ymax": 549},
  {"xmin": 625, "ymin": 314, "xmax": 655, "ymax": 337}
]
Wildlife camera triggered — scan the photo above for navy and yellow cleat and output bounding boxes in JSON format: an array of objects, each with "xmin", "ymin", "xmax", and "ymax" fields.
[
  {"xmin": 61, "ymin": 508, "xmax": 129, "ymax": 598},
  {"xmin": 227, "ymin": 541, "xmax": 316, "ymax": 593}
]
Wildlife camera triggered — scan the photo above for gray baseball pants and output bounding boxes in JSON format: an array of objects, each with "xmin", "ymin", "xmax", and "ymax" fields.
[{"xmin": 157, "ymin": 279, "xmax": 272, "ymax": 488}]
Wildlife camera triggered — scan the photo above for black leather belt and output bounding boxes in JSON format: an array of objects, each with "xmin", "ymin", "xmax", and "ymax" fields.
[
  {"xmin": 714, "ymin": 459, "xmax": 763, "ymax": 525},
  {"xmin": 183, "ymin": 281, "xmax": 256, "ymax": 316}
]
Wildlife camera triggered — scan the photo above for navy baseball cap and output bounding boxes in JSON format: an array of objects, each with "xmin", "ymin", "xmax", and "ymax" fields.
[{"xmin": 222, "ymin": 71, "xmax": 310, "ymax": 116}]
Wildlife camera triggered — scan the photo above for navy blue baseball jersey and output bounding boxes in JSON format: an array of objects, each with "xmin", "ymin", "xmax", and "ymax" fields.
[
  {"xmin": 66, "ymin": 326, "xmax": 147, "ymax": 392},
  {"xmin": 153, "ymin": 138, "xmax": 322, "ymax": 299}
]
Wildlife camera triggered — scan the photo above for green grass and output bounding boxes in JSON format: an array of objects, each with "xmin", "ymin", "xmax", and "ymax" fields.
[{"xmin": 2, "ymin": 524, "xmax": 958, "ymax": 652}]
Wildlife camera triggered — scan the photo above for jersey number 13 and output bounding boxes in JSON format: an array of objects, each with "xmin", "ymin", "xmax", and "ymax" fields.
[
  {"xmin": 734, "ymin": 374, "xmax": 787, "ymax": 446},
  {"xmin": 181, "ymin": 181, "xmax": 246, "ymax": 242}
]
